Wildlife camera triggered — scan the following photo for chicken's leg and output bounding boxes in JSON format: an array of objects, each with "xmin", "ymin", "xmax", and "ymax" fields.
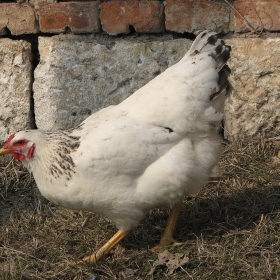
[
  {"xmin": 150, "ymin": 200, "xmax": 183, "ymax": 252},
  {"xmin": 76, "ymin": 230, "xmax": 131, "ymax": 264}
]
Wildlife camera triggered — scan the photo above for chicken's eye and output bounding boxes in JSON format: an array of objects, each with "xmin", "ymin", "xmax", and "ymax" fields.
[{"xmin": 17, "ymin": 140, "xmax": 25, "ymax": 145}]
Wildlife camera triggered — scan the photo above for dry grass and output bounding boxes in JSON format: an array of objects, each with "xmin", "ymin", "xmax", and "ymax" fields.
[{"xmin": 1, "ymin": 139, "xmax": 280, "ymax": 280}]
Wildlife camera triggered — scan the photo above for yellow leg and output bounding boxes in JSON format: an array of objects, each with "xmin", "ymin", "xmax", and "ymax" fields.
[
  {"xmin": 75, "ymin": 230, "xmax": 131, "ymax": 264},
  {"xmin": 150, "ymin": 200, "xmax": 183, "ymax": 253}
]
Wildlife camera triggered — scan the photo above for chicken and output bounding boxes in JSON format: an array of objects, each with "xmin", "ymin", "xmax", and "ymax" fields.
[{"xmin": 0, "ymin": 31, "xmax": 231, "ymax": 263}]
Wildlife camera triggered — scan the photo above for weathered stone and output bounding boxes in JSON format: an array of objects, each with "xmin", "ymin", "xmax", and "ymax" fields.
[
  {"xmin": 0, "ymin": 39, "xmax": 32, "ymax": 141},
  {"xmin": 224, "ymin": 37, "xmax": 280, "ymax": 140},
  {"xmin": 33, "ymin": 34, "xmax": 192, "ymax": 130}
]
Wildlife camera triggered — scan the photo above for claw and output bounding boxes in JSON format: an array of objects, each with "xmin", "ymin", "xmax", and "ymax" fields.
[
  {"xmin": 74, "ymin": 230, "xmax": 131, "ymax": 264},
  {"xmin": 150, "ymin": 237, "xmax": 178, "ymax": 253},
  {"xmin": 150, "ymin": 201, "xmax": 183, "ymax": 253}
]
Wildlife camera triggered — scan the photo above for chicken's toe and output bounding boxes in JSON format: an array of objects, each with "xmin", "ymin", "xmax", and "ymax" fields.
[
  {"xmin": 150, "ymin": 237, "xmax": 178, "ymax": 253},
  {"xmin": 74, "ymin": 230, "xmax": 131, "ymax": 264}
]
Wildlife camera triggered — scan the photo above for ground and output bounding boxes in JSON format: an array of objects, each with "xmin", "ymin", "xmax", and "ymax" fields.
[{"xmin": 1, "ymin": 139, "xmax": 280, "ymax": 280}]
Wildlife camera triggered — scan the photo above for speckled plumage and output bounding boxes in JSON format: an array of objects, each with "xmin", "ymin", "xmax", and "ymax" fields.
[{"xmin": 3, "ymin": 31, "xmax": 231, "ymax": 233}]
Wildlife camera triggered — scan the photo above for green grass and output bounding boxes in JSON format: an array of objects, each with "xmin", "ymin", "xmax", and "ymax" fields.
[{"xmin": 1, "ymin": 139, "xmax": 280, "ymax": 279}]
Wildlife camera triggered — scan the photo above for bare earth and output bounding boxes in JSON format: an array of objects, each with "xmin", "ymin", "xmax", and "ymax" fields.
[{"xmin": 1, "ymin": 139, "xmax": 280, "ymax": 280}]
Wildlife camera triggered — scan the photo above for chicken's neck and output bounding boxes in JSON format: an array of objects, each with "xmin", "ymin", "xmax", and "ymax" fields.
[{"xmin": 23, "ymin": 130, "xmax": 81, "ymax": 184}]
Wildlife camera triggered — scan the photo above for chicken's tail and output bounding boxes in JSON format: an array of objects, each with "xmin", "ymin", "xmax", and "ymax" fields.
[
  {"xmin": 177, "ymin": 30, "xmax": 232, "ymax": 130},
  {"xmin": 187, "ymin": 30, "xmax": 231, "ymax": 72},
  {"xmin": 117, "ymin": 30, "xmax": 232, "ymax": 133},
  {"xmin": 188, "ymin": 31, "xmax": 231, "ymax": 112}
]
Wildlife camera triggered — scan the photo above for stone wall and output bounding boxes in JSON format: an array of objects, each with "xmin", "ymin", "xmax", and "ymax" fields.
[
  {"xmin": 0, "ymin": 0, "xmax": 279, "ymax": 141},
  {"xmin": 0, "ymin": 39, "xmax": 33, "ymax": 140},
  {"xmin": 224, "ymin": 37, "xmax": 280, "ymax": 140}
]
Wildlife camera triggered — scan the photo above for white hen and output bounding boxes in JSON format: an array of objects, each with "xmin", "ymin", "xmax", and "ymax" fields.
[{"xmin": 0, "ymin": 31, "xmax": 231, "ymax": 263}]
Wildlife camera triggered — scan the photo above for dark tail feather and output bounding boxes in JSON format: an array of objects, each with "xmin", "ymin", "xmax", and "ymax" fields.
[
  {"xmin": 207, "ymin": 34, "xmax": 231, "ymax": 111},
  {"xmin": 208, "ymin": 34, "xmax": 232, "ymax": 71},
  {"xmin": 206, "ymin": 33, "xmax": 231, "ymax": 105},
  {"xmin": 210, "ymin": 65, "xmax": 231, "ymax": 101},
  {"xmin": 187, "ymin": 31, "xmax": 232, "ymax": 110}
]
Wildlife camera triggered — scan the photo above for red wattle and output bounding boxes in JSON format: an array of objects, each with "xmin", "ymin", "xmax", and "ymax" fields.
[
  {"xmin": 12, "ymin": 153, "xmax": 26, "ymax": 161},
  {"xmin": 27, "ymin": 145, "xmax": 35, "ymax": 159}
]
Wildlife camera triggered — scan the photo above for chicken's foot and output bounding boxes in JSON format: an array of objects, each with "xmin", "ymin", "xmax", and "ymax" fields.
[
  {"xmin": 150, "ymin": 200, "xmax": 183, "ymax": 253},
  {"xmin": 75, "ymin": 230, "xmax": 131, "ymax": 264}
]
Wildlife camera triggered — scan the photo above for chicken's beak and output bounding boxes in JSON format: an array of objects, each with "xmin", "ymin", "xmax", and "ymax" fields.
[{"xmin": 0, "ymin": 147, "xmax": 10, "ymax": 155}]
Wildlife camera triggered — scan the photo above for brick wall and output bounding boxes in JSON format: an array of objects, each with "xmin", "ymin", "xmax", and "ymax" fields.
[{"xmin": 0, "ymin": 0, "xmax": 280, "ymax": 36}]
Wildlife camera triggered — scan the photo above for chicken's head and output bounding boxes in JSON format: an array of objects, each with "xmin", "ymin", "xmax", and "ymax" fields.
[{"xmin": 0, "ymin": 133, "xmax": 35, "ymax": 161}]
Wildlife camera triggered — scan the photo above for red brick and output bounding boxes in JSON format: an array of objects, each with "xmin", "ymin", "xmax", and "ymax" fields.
[
  {"xmin": 165, "ymin": 0, "xmax": 195, "ymax": 33},
  {"xmin": 234, "ymin": 1, "xmax": 280, "ymax": 32},
  {"xmin": 100, "ymin": 1, "xmax": 164, "ymax": 35},
  {"xmin": 0, "ymin": 3, "xmax": 38, "ymax": 36},
  {"xmin": 166, "ymin": 0, "xmax": 231, "ymax": 33},
  {"xmin": 39, "ymin": 2, "xmax": 101, "ymax": 34}
]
